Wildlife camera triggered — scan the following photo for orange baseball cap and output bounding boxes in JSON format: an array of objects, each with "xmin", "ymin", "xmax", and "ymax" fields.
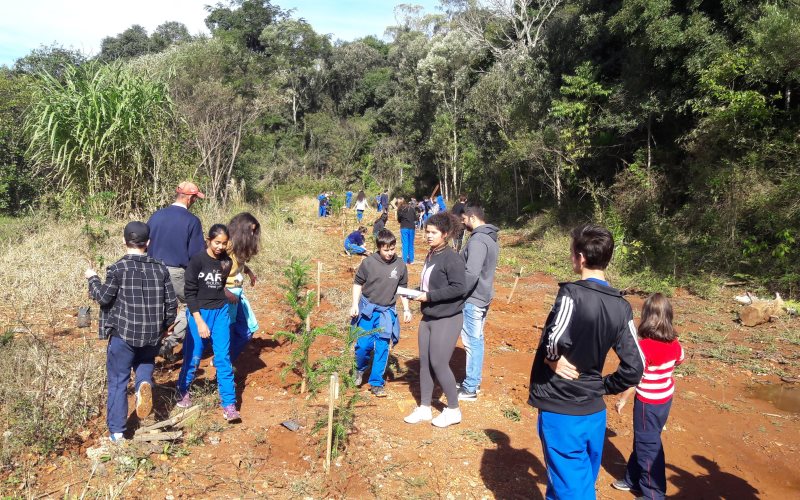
[{"xmin": 176, "ymin": 181, "xmax": 205, "ymax": 199}]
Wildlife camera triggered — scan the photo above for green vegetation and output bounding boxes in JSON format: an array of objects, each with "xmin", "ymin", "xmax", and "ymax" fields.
[{"xmin": 2, "ymin": 0, "xmax": 798, "ymax": 293}]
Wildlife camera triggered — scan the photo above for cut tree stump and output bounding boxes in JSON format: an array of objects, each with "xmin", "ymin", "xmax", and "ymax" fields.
[{"xmin": 740, "ymin": 298, "xmax": 785, "ymax": 327}]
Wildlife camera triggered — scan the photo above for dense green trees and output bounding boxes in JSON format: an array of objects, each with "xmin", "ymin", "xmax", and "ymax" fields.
[{"xmin": 2, "ymin": 0, "xmax": 799, "ymax": 292}]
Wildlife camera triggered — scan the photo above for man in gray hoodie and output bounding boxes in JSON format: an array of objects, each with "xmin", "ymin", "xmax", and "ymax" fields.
[{"xmin": 458, "ymin": 203, "xmax": 499, "ymax": 400}]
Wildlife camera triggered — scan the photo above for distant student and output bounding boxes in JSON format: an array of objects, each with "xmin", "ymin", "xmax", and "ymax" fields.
[
  {"xmin": 226, "ymin": 212, "xmax": 261, "ymax": 363},
  {"xmin": 345, "ymin": 190, "xmax": 353, "ymax": 209},
  {"xmin": 85, "ymin": 222, "xmax": 178, "ymax": 442},
  {"xmin": 373, "ymin": 211, "xmax": 388, "ymax": 240},
  {"xmin": 436, "ymin": 193, "xmax": 446, "ymax": 213},
  {"xmin": 177, "ymin": 224, "xmax": 241, "ymax": 422},
  {"xmin": 612, "ymin": 293, "xmax": 685, "ymax": 500},
  {"xmin": 317, "ymin": 193, "xmax": 327, "ymax": 217},
  {"xmin": 396, "ymin": 196, "xmax": 417, "ymax": 265},
  {"xmin": 380, "ymin": 190, "xmax": 389, "ymax": 213},
  {"xmin": 528, "ymin": 224, "xmax": 644, "ymax": 499},
  {"xmin": 345, "ymin": 226, "xmax": 371, "ymax": 256},
  {"xmin": 350, "ymin": 229, "xmax": 412, "ymax": 397},
  {"xmin": 354, "ymin": 191, "xmax": 368, "ymax": 222},
  {"xmin": 404, "ymin": 212, "xmax": 466, "ymax": 428},
  {"xmin": 375, "ymin": 194, "xmax": 382, "ymax": 212},
  {"xmin": 451, "ymin": 194, "xmax": 467, "ymax": 252},
  {"xmin": 422, "ymin": 197, "xmax": 433, "ymax": 223}
]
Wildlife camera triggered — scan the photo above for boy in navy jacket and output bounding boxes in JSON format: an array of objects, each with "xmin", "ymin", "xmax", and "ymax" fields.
[
  {"xmin": 350, "ymin": 229, "xmax": 412, "ymax": 397},
  {"xmin": 528, "ymin": 224, "xmax": 644, "ymax": 499}
]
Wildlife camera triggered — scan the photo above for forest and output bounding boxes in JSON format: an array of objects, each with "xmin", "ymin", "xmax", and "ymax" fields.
[{"xmin": 0, "ymin": 0, "xmax": 798, "ymax": 294}]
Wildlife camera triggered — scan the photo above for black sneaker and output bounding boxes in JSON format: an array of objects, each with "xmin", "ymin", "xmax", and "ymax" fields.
[
  {"xmin": 371, "ymin": 386, "xmax": 387, "ymax": 398},
  {"xmin": 611, "ymin": 480, "xmax": 640, "ymax": 493},
  {"xmin": 456, "ymin": 382, "xmax": 481, "ymax": 394},
  {"xmin": 458, "ymin": 388, "xmax": 478, "ymax": 401}
]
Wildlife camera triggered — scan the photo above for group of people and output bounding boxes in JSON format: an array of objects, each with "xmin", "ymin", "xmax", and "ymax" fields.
[
  {"xmin": 342, "ymin": 191, "xmax": 468, "ymax": 266},
  {"xmin": 89, "ymin": 184, "xmax": 684, "ymax": 500},
  {"xmin": 86, "ymin": 181, "xmax": 262, "ymax": 442},
  {"xmin": 348, "ymin": 202, "xmax": 500, "ymax": 430},
  {"xmin": 349, "ymin": 207, "xmax": 683, "ymax": 500}
]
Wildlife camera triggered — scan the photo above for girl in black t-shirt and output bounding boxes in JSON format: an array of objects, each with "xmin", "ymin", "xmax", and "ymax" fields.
[{"xmin": 177, "ymin": 224, "xmax": 241, "ymax": 422}]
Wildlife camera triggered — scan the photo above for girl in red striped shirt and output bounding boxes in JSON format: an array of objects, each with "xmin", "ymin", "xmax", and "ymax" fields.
[{"xmin": 612, "ymin": 293, "xmax": 685, "ymax": 500}]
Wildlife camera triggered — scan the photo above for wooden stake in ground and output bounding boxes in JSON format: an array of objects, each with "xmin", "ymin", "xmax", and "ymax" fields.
[
  {"xmin": 507, "ymin": 267, "xmax": 524, "ymax": 304},
  {"xmin": 301, "ymin": 313, "xmax": 311, "ymax": 394},
  {"xmin": 317, "ymin": 261, "xmax": 322, "ymax": 308},
  {"xmin": 325, "ymin": 372, "xmax": 339, "ymax": 473}
]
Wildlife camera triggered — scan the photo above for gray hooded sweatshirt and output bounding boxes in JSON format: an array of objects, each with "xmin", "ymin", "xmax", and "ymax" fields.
[{"xmin": 462, "ymin": 224, "xmax": 499, "ymax": 307}]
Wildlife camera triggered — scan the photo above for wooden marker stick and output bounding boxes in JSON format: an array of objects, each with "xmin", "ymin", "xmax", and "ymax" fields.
[
  {"xmin": 317, "ymin": 261, "xmax": 322, "ymax": 308},
  {"xmin": 325, "ymin": 372, "xmax": 339, "ymax": 473},
  {"xmin": 507, "ymin": 267, "xmax": 523, "ymax": 304}
]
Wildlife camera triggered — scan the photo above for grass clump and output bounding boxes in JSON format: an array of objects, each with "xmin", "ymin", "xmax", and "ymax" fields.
[{"xmin": 0, "ymin": 334, "xmax": 104, "ymax": 465}]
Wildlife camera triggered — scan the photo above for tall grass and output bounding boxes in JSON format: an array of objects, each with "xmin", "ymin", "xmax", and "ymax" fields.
[{"xmin": 25, "ymin": 62, "xmax": 184, "ymax": 214}]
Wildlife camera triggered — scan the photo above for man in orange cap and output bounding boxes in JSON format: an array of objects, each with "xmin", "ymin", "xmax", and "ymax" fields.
[{"xmin": 147, "ymin": 181, "xmax": 206, "ymax": 361}]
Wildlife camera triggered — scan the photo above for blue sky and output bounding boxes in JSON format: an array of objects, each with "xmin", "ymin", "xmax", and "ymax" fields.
[{"xmin": 0, "ymin": 0, "xmax": 441, "ymax": 67}]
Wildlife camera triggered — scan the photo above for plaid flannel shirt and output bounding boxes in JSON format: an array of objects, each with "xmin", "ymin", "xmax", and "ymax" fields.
[{"xmin": 88, "ymin": 254, "xmax": 178, "ymax": 347}]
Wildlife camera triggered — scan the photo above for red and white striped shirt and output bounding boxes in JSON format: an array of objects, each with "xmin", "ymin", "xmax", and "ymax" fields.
[{"xmin": 635, "ymin": 338, "xmax": 685, "ymax": 404}]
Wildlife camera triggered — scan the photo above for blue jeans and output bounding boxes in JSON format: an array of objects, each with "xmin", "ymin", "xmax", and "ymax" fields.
[
  {"xmin": 318, "ymin": 205, "xmax": 325, "ymax": 217},
  {"xmin": 106, "ymin": 335, "xmax": 159, "ymax": 434},
  {"xmin": 345, "ymin": 241, "xmax": 367, "ymax": 255},
  {"xmin": 356, "ymin": 210, "xmax": 364, "ymax": 222},
  {"xmin": 460, "ymin": 302, "xmax": 488, "ymax": 393},
  {"xmin": 538, "ymin": 409, "xmax": 606, "ymax": 500},
  {"xmin": 178, "ymin": 305, "xmax": 236, "ymax": 407},
  {"xmin": 625, "ymin": 398, "xmax": 672, "ymax": 499},
  {"xmin": 400, "ymin": 228, "xmax": 415, "ymax": 264}
]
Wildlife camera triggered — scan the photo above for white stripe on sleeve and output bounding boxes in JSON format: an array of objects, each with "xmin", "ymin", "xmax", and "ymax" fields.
[{"xmin": 547, "ymin": 296, "xmax": 574, "ymax": 359}]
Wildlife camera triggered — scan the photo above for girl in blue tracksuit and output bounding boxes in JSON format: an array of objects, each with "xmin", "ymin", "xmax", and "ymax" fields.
[{"xmin": 177, "ymin": 224, "xmax": 241, "ymax": 422}]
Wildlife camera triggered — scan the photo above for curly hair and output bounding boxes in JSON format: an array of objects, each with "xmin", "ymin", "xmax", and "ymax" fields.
[{"xmin": 425, "ymin": 212, "xmax": 462, "ymax": 241}]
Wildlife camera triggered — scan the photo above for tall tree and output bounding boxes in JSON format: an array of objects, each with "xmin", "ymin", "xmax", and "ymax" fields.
[
  {"xmin": 259, "ymin": 18, "xmax": 330, "ymax": 126},
  {"xmin": 205, "ymin": 0, "xmax": 286, "ymax": 52}
]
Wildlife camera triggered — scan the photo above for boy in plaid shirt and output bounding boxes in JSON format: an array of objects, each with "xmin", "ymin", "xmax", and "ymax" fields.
[{"xmin": 86, "ymin": 221, "xmax": 177, "ymax": 442}]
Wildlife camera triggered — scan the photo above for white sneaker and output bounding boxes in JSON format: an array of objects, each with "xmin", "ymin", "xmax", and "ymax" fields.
[
  {"xmin": 135, "ymin": 382, "xmax": 153, "ymax": 418},
  {"xmin": 354, "ymin": 369, "xmax": 365, "ymax": 387},
  {"xmin": 431, "ymin": 407, "xmax": 462, "ymax": 428},
  {"xmin": 403, "ymin": 406, "xmax": 432, "ymax": 424}
]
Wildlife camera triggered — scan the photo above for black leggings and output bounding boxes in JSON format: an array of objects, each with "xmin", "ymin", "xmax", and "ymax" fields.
[{"xmin": 418, "ymin": 313, "xmax": 463, "ymax": 409}]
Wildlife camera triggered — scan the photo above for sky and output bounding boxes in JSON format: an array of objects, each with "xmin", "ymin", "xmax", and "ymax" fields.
[{"xmin": 0, "ymin": 0, "xmax": 441, "ymax": 67}]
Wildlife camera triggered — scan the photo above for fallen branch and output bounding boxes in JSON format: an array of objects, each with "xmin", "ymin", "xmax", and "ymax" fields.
[{"xmin": 132, "ymin": 431, "xmax": 183, "ymax": 442}]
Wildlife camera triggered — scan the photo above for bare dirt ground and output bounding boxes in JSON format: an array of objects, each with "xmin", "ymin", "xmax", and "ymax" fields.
[{"xmin": 4, "ymin": 210, "xmax": 799, "ymax": 499}]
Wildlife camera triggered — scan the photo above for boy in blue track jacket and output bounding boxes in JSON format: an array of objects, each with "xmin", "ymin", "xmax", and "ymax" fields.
[
  {"xmin": 528, "ymin": 224, "xmax": 644, "ymax": 500},
  {"xmin": 350, "ymin": 229, "xmax": 412, "ymax": 397}
]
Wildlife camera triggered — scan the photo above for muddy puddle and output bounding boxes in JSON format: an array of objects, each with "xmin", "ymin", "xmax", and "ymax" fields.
[{"xmin": 749, "ymin": 383, "xmax": 800, "ymax": 413}]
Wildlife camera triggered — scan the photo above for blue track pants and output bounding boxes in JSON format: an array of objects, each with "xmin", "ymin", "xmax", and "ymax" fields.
[{"xmin": 538, "ymin": 409, "xmax": 606, "ymax": 499}]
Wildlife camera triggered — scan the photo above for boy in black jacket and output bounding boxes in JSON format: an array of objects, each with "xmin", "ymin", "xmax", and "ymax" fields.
[{"xmin": 528, "ymin": 224, "xmax": 644, "ymax": 499}]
